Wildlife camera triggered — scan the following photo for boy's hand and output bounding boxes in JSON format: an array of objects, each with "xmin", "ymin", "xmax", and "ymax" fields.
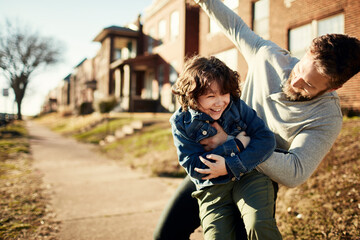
[
  {"xmin": 200, "ymin": 122, "xmax": 228, "ymax": 151},
  {"xmin": 195, "ymin": 154, "xmax": 228, "ymax": 179}
]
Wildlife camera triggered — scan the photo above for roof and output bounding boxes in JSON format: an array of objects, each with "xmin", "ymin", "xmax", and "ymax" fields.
[
  {"xmin": 63, "ymin": 73, "xmax": 71, "ymax": 82},
  {"xmin": 74, "ymin": 58, "xmax": 87, "ymax": 68},
  {"xmin": 93, "ymin": 25, "xmax": 138, "ymax": 42}
]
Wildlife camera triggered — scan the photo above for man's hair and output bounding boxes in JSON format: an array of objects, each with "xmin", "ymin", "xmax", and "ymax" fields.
[
  {"xmin": 172, "ymin": 55, "xmax": 241, "ymax": 111},
  {"xmin": 309, "ymin": 34, "xmax": 360, "ymax": 89}
]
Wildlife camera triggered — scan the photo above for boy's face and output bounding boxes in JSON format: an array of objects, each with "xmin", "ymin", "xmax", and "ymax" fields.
[{"xmin": 197, "ymin": 81, "xmax": 230, "ymax": 120}]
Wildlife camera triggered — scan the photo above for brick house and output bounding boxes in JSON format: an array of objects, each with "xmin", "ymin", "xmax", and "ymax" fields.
[
  {"xmin": 70, "ymin": 58, "xmax": 96, "ymax": 114},
  {"xmin": 56, "ymin": 74, "xmax": 71, "ymax": 113},
  {"xmin": 139, "ymin": 0, "xmax": 199, "ymax": 112},
  {"xmin": 88, "ymin": 0, "xmax": 199, "ymax": 113},
  {"xmin": 92, "ymin": 25, "xmax": 139, "ymax": 111}
]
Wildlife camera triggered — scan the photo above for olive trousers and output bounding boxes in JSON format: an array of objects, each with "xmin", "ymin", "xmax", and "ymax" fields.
[{"xmin": 192, "ymin": 171, "xmax": 282, "ymax": 240}]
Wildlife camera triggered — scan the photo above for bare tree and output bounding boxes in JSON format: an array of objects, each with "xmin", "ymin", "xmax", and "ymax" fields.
[{"xmin": 0, "ymin": 19, "xmax": 63, "ymax": 120}]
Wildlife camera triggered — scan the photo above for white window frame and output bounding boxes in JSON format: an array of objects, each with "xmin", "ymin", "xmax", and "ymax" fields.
[
  {"xmin": 148, "ymin": 27, "xmax": 155, "ymax": 53},
  {"xmin": 289, "ymin": 13, "xmax": 344, "ymax": 59},
  {"xmin": 170, "ymin": 11, "xmax": 179, "ymax": 41},
  {"xmin": 253, "ymin": 0, "xmax": 270, "ymax": 39},
  {"xmin": 169, "ymin": 61, "xmax": 178, "ymax": 84},
  {"xmin": 158, "ymin": 19, "xmax": 166, "ymax": 44}
]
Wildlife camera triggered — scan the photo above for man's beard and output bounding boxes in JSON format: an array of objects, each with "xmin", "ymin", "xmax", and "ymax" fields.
[{"xmin": 282, "ymin": 70, "xmax": 312, "ymax": 101}]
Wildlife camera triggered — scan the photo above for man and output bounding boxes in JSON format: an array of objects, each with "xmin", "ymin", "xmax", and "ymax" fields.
[{"xmin": 154, "ymin": 0, "xmax": 360, "ymax": 239}]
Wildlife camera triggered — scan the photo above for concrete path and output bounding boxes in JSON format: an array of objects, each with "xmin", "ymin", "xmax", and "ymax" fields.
[{"xmin": 27, "ymin": 121, "xmax": 202, "ymax": 240}]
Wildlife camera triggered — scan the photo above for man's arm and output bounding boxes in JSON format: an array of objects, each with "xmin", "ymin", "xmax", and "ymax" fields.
[
  {"xmin": 256, "ymin": 116, "xmax": 343, "ymax": 187},
  {"xmin": 200, "ymin": 113, "xmax": 342, "ymax": 187}
]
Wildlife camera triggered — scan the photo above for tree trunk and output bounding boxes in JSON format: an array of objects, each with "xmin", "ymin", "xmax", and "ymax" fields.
[{"xmin": 16, "ymin": 100, "xmax": 22, "ymax": 120}]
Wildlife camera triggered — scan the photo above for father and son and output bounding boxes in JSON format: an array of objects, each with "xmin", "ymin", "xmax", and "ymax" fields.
[{"xmin": 153, "ymin": 0, "xmax": 360, "ymax": 239}]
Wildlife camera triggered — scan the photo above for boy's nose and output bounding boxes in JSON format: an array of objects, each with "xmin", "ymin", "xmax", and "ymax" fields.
[{"xmin": 214, "ymin": 97, "xmax": 224, "ymax": 106}]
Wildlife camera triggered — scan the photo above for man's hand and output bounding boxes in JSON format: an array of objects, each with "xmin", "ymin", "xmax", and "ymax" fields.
[
  {"xmin": 200, "ymin": 122, "xmax": 228, "ymax": 151},
  {"xmin": 236, "ymin": 131, "xmax": 250, "ymax": 149},
  {"xmin": 195, "ymin": 154, "xmax": 228, "ymax": 180}
]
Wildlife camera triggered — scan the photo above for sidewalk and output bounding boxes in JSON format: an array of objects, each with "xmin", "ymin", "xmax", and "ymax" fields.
[{"xmin": 27, "ymin": 121, "xmax": 202, "ymax": 240}]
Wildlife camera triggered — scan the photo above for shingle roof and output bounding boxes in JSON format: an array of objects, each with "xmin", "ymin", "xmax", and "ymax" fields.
[{"xmin": 93, "ymin": 25, "xmax": 138, "ymax": 42}]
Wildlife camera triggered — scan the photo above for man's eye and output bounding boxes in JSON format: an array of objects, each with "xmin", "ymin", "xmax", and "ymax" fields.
[{"xmin": 306, "ymin": 83, "xmax": 314, "ymax": 89}]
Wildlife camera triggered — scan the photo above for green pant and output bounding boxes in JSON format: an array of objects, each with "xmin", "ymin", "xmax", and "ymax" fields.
[{"xmin": 192, "ymin": 170, "xmax": 282, "ymax": 240}]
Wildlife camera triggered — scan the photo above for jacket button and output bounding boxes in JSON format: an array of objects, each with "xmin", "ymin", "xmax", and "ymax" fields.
[
  {"xmin": 232, "ymin": 177, "xmax": 236, "ymax": 181},
  {"xmin": 202, "ymin": 130, "xmax": 207, "ymax": 135},
  {"xmin": 230, "ymin": 152, "xmax": 235, "ymax": 157}
]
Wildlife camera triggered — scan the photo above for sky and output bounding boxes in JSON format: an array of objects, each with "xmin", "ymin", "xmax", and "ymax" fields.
[{"xmin": 0, "ymin": 0, "xmax": 153, "ymax": 116}]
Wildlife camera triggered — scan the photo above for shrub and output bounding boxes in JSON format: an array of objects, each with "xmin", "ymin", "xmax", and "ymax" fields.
[
  {"xmin": 79, "ymin": 102, "xmax": 94, "ymax": 115},
  {"xmin": 98, "ymin": 98, "xmax": 118, "ymax": 113}
]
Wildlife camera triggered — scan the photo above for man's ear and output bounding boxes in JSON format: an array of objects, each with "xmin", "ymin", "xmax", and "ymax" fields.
[{"xmin": 327, "ymin": 85, "xmax": 342, "ymax": 92}]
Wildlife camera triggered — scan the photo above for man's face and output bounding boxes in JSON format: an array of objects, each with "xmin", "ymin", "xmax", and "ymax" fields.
[{"xmin": 283, "ymin": 52, "xmax": 330, "ymax": 101}]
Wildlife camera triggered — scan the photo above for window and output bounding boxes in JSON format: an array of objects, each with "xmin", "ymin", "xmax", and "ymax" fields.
[
  {"xmin": 114, "ymin": 49, "xmax": 122, "ymax": 60},
  {"xmin": 318, "ymin": 14, "xmax": 344, "ymax": 36},
  {"xmin": 289, "ymin": 24, "xmax": 313, "ymax": 59},
  {"xmin": 289, "ymin": 13, "xmax": 344, "ymax": 59},
  {"xmin": 158, "ymin": 19, "xmax": 166, "ymax": 45},
  {"xmin": 148, "ymin": 27, "xmax": 155, "ymax": 53},
  {"xmin": 209, "ymin": 18, "xmax": 221, "ymax": 34},
  {"xmin": 158, "ymin": 64, "xmax": 164, "ymax": 89},
  {"xmin": 170, "ymin": 11, "xmax": 179, "ymax": 40},
  {"xmin": 213, "ymin": 48, "xmax": 238, "ymax": 72},
  {"xmin": 253, "ymin": 0, "xmax": 269, "ymax": 39},
  {"xmin": 209, "ymin": 0, "xmax": 239, "ymax": 34},
  {"xmin": 169, "ymin": 61, "xmax": 178, "ymax": 85},
  {"xmin": 143, "ymin": 70, "xmax": 154, "ymax": 99},
  {"xmin": 224, "ymin": 0, "xmax": 238, "ymax": 9}
]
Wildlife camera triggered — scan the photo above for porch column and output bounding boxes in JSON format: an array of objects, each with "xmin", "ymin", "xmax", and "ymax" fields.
[
  {"xmin": 114, "ymin": 68, "xmax": 121, "ymax": 100},
  {"xmin": 121, "ymin": 64, "xmax": 130, "ymax": 111}
]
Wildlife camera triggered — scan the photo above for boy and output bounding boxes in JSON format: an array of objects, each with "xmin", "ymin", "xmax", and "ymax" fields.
[{"xmin": 170, "ymin": 55, "xmax": 282, "ymax": 239}]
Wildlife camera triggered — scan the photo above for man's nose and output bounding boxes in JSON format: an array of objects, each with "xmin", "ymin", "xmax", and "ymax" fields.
[{"xmin": 291, "ymin": 76, "xmax": 304, "ymax": 89}]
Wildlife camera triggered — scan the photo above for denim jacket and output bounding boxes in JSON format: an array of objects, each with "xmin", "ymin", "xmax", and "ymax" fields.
[{"xmin": 170, "ymin": 97, "xmax": 275, "ymax": 189}]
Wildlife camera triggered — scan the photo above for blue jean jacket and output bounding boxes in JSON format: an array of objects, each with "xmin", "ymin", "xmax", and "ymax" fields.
[{"xmin": 170, "ymin": 97, "xmax": 275, "ymax": 189}]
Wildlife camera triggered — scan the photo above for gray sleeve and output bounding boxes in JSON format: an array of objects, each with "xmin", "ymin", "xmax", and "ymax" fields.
[
  {"xmin": 256, "ymin": 116, "xmax": 343, "ymax": 187},
  {"xmin": 195, "ymin": 0, "xmax": 266, "ymax": 63}
]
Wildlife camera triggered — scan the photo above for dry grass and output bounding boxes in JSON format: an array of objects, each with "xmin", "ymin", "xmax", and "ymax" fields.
[
  {"xmin": 276, "ymin": 117, "xmax": 360, "ymax": 239},
  {"xmin": 0, "ymin": 121, "xmax": 59, "ymax": 240}
]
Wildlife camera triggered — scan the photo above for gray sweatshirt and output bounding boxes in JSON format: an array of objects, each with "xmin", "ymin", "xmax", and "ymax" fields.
[{"xmin": 197, "ymin": 0, "xmax": 343, "ymax": 187}]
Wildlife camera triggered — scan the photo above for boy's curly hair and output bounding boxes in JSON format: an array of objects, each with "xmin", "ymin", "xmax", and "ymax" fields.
[{"xmin": 172, "ymin": 55, "xmax": 241, "ymax": 111}]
